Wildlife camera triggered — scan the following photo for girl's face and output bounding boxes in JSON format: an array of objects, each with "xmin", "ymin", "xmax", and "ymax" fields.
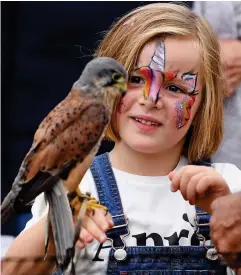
[{"xmin": 117, "ymin": 37, "xmax": 203, "ymax": 154}]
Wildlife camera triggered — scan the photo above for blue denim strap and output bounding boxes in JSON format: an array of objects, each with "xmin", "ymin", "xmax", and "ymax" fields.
[
  {"xmin": 192, "ymin": 160, "xmax": 212, "ymax": 240},
  {"xmin": 195, "ymin": 207, "xmax": 211, "ymax": 240},
  {"xmin": 90, "ymin": 153, "xmax": 128, "ymax": 244}
]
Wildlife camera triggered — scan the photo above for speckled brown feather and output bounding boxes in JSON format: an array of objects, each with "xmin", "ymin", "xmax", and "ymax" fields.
[{"xmin": 21, "ymin": 86, "xmax": 109, "ymax": 184}]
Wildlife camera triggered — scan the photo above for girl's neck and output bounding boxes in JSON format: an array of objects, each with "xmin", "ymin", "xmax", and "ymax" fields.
[{"xmin": 109, "ymin": 141, "xmax": 184, "ymax": 176}]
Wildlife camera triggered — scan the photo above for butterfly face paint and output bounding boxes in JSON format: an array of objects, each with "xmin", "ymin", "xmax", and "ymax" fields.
[
  {"xmin": 118, "ymin": 42, "xmax": 166, "ymax": 112},
  {"xmin": 176, "ymin": 73, "xmax": 198, "ymax": 129},
  {"xmin": 122, "ymin": 39, "xmax": 199, "ymax": 129},
  {"xmin": 138, "ymin": 67, "xmax": 163, "ymax": 103},
  {"xmin": 176, "ymin": 96, "xmax": 195, "ymax": 129},
  {"xmin": 182, "ymin": 73, "xmax": 198, "ymax": 95},
  {"xmin": 136, "ymin": 41, "xmax": 176, "ymax": 103}
]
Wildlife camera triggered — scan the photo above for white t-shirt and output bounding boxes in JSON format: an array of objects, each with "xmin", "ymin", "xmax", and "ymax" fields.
[{"xmin": 24, "ymin": 156, "xmax": 241, "ymax": 275}]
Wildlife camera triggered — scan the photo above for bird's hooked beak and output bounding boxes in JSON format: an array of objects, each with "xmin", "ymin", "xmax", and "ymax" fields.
[{"xmin": 114, "ymin": 82, "xmax": 127, "ymax": 97}]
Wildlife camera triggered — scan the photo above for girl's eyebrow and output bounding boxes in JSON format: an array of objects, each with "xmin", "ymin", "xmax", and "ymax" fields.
[
  {"xmin": 133, "ymin": 66, "xmax": 198, "ymax": 75},
  {"xmin": 163, "ymin": 68, "xmax": 198, "ymax": 75},
  {"xmin": 133, "ymin": 66, "xmax": 143, "ymax": 71}
]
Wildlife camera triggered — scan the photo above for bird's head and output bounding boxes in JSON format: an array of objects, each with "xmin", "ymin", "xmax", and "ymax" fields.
[{"xmin": 77, "ymin": 57, "xmax": 128, "ymax": 98}]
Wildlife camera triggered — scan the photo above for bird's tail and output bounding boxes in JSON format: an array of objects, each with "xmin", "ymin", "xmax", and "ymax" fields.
[
  {"xmin": 1, "ymin": 171, "xmax": 56, "ymax": 224},
  {"xmin": 1, "ymin": 182, "xmax": 22, "ymax": 223},
  {"xmin": 45, "ymin": 180, "xmax": 75, "ymax": 272},
  {"xmin": 1, "ymin": 144, "xmax": 40, "ymax": 223}
]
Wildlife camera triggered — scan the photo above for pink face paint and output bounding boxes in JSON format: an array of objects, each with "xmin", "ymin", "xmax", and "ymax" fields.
[
  {"xmin": 137, "ymin": 67, "xmax": 163, "ymax": 103},
  {"xmin": 176, "ymin": 95, "xmax": 195, "ymax": 129},
  {"xmin": 117, "ymin": 88, "xmax": 136, "ymax": 114},
  {"xmin": 145, "ymin": 40, "xmax": 179, "ymax": 102},
  {"xmin": 181, "ymin": 73, "xmax": 198, "ymax": 95},
  {"xmin": 133, "ymin": 41, "xmax": 166, "ymax": 103},
  {"xmin": 145, "ymin": 40, "xmax": 166, "ymax": 103}
]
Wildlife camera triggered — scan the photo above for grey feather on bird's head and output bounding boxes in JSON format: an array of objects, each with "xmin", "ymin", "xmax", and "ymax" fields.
[{"xmin": 77, "ymin": 57, "xmax": 128, "ymax": 96}]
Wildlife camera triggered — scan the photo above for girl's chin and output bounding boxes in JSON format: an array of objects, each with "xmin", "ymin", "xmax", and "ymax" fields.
[{"xmin": 127, "ymin": 142, "xmax": 162, "ymax": 154}]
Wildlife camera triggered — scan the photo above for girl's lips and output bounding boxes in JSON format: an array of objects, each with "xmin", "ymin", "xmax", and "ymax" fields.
[
  {"xmin": 131, "ymin": 117, "xmax": 162, "ymax": 132},
  {"xmin": 131, "ymin": 115, "xmax": 162, "ymax": 125}
]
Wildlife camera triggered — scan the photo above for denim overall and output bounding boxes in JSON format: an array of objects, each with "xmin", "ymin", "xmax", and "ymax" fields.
[{"xmin": 90, "ymin": 153, "xmax": 227, "ymax": 275}]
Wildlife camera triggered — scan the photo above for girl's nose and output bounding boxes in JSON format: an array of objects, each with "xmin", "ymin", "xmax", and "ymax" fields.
[{"xmin": 138, "ymin": 93, "xmax": 163, "ymax": 109}]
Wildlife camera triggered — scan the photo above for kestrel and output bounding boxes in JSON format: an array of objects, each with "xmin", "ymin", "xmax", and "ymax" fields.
[{"xmin": 1, "ymin": 57, "xmax": 128, "ymax": 272}]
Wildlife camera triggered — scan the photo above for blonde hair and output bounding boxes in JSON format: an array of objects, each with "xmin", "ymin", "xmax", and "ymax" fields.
[{"xmin": 95, "ymin": 3, "xmax": 226, "ymax": 162}]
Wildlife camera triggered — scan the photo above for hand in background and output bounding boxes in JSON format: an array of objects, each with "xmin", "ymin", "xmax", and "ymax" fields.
[
  {"xmin": 220, "ymin": 39, "xmax": 241, "ymax": 96},
  {"xmin": 210, "ymin": 192, "xmax": 241, "ymax": 269}
]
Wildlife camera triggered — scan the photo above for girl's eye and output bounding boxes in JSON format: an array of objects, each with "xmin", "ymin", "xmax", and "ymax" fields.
[
  {"xmin": 129, "ymin": 76, "xmax": 145, "ymax": 84},
  {"xmin": 165, "ymin": 84, "xmax": 185, "ymax": 93}
]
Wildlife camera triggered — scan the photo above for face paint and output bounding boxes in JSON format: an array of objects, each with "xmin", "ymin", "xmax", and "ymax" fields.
[
  {"xmin": 150, "ymin": 41, "xmax": 165, "ymax": 72},
  {"xmin": 164, "ymin": 71, "xmax": 177, "ymax": 81},
  {"xmin": 174, "ymin": 73, "xmax": 198, "ymax": 129},
  {"xmin": 134, "ymin": 40, "xmax": 166, "ymax": 103},
  {"xmin": 176, "ymin": 95, "xmax": 195, "ymax": 129},
  {"xmin": 137, "ymin": 67, "xmax": 163, "ymax": 103},
  {"xmin": 131, "ymin": 40, "xmax": 199, "ymax": 114},
  {"xmin": 117, "ymin": 88, "xmax": 136, "ymax": 114},
  {"xmin": 181, "ymin": 73, "xmax": 199, "ymax": 95}
]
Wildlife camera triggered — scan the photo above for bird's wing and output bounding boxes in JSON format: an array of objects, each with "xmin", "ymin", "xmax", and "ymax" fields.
[
  {"xmin": 24, "ymin": 99, "xmax": 109, "ymax": 182},
  {"xmin": 15, "ymin": 82, "xmax": 108, "ymax": 182},
  {"xmin": 32, "ymin": 86, "xmax": 89, "ymax": 151},
  {"xmin": 13, "ymin": 100, "xmax": 109, "ymax": 207}
]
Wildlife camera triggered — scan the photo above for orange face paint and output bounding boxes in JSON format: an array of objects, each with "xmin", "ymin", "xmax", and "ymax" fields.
[{"xmin": 137, "ymin": 67, "xmax": 163, "ymax": 103}]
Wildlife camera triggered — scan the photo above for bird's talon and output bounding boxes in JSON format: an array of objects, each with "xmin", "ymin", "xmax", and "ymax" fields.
[{"xmin": 75, "ymin": 191, "xmax": 108, "ymax": 214}]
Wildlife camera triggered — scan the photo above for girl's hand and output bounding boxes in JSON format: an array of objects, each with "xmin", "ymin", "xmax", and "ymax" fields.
[
  {"xmin": 75, "ymin": 209, "xmax": 114, "ymax": 249},
  {"xmin": 169, "ymin": 165, "xmax": 231, "ymax": 213}
]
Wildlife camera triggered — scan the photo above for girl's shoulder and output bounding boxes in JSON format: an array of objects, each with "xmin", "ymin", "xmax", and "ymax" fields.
[
  {"xmin": 212, "ymin": 162, "xmax": 241, "ymax": 175},
  {"xmin": 23, "ymin": 192, "xmax": 48, "ymax": 231},
  {"xmin": 213, "ymin": 162, "xmax": 241, "ymax": 193}
]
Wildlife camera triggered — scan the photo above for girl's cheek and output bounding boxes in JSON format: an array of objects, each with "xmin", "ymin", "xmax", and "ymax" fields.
[
  {"xmin": 164, "ymin": 95, "xmax": 195, "ymax": 131},
  {"xmin": 117, "ymin": 91, "xmax": 136, "ymax": 114},
  {"xmin": 175, "ymin": 95, "xmax": 195, "ymax": 129}
]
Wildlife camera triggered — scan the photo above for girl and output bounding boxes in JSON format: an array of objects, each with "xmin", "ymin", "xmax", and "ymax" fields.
[{"xmin": 4, "ymin": 3, "xmax": 241, "ymax": 275}]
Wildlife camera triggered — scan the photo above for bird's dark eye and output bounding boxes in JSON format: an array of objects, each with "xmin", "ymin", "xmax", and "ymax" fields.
[{"xmin": 112, "ymin": 72, "xmax": 123, "ymax": 82}]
